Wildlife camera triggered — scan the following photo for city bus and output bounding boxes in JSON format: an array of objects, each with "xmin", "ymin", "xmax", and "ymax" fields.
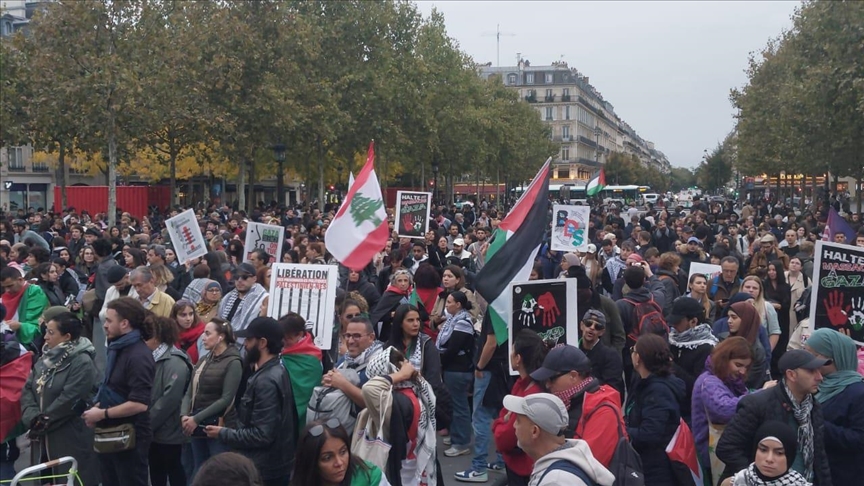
[{"xmin": 542, "ymin": 183, "xmax": 650, "ymax": 204}]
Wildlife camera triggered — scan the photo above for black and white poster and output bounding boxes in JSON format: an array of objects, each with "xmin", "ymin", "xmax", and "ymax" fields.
[
  {"xmin": 509, "ymin": 279, "xmax": 578, "ymax": 373},
  {"xmin": 809, "ymin": 240, "xmax": 864, "ymax": 344},
  {"xmin": 395, "ymin": 191, "xmax": 432, "ymax": 238},
  {"xmin": 268, "ymin": 263, "xmax": 337, "ymax": 349}
]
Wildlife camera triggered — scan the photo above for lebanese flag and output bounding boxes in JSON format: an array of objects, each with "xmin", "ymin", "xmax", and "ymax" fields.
[
  {"xmin": 586, "ymin": 169, "xmax": 606, "ymax": 197},
  {"xmin": 325, "ymin": 141, "xmax": 389, "ymax": 271},
  {"xmin": 475, "ymin": 158, "xmax": 551, "ymax": 344}
]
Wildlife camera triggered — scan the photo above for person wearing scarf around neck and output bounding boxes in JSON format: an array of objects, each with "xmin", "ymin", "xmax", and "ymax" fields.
[
  {"xmin": 725, "ymin": 301, "xmax": 770, "ymax": 390},
  {"xmin": 324, "ymin": 316, "xmax": 383, "ymax": 415},
  {"xmin": 0, "ymin": 266, "xmax": 49, "ymax": 346},
  {"xmin": 435, "ymin": 291, "xmax": 475, "ymax": 458},
  {"xmin": 20, "ymin": 311, "xmax": 100, "ymax": 486},
  {"xmin": 369, "ymin": 269, "xmax": 414, "ymax": 343},
  {"xmin": 723, "ymin": 420, "xmax": 811, "ymax": 486},
  {"xmin": 361, "ymin": 346, "xmax": 437, "ymax": 486},
  {"xmin": 171, "ymin": 300, "xmax": 206, "ymax": 364},
  {"xmin": 279, "ymin": 312, "xmax": 324, "ymax": 427},
  {"xmin": 668, "ymin": 297, "xmax": 718, "ymax": 423},
  {"xmin": 803, "ymin": 328, "xmax": 864, "ymax": 485},
  {"xmin": 194, "ymin": 280, "xmax": 222, "ymax": 324}
]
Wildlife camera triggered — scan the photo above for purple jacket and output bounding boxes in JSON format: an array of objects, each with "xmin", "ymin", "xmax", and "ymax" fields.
[{"xmin": 691, "ymin": 369, "xmax": 748, "ymax": 467}]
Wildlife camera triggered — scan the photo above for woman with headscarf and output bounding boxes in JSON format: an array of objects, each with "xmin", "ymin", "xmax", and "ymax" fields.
[
  {"xmin": 361, "ymin": 347, "xmax": 437, "ymax": 486},
  {"xmin": 804, "ymin": 328, "xmax": 864, "ymax": 485},
  {"xmin": 722, "ymin": 420, "xmax": 811, "ymax": 486},
  {"xmin": 724, "ymin": 301, "xmax": 770, "ymax": 390},
  {"xmin": 194, "ymin": 281, "xmax": 223, "ymax": 324},
  {"xmin": 369, "ymin": 269, "xmax": 414, "ymax": 342}
]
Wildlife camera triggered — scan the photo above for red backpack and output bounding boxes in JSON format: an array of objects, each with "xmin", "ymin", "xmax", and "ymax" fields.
[{"xmin": 623, "ymin": 296, "xmax": 668, "ymax": 343}]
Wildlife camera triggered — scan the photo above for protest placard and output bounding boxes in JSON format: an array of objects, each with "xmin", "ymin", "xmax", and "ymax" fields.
[
  {"xmin": 244, "ymin": 222, "xmax": 284, "ymax": 265},
  {"xmin": 551, "ymin": 204, "xmax": 591, "ymax": 251},
  {"xmin": 395, "ymin": 191, "xmax": 431, "ymax": 238},
  {"xmin": 509, "ymin": 279, "xmax": 578, "ymax": 373},
  {"xmin": 267, "ymin": 264, "xmax": 337, "ymax": 350},
  {"xmin": 688, "ymin": 262, "xmax": 722, "ymax": 285},
  {"xmin": 808, "ymin": 240, "xmax": 864, "ymax": 344},
  {"xmin": 165, "ymin": 209, "xmax": 207, "ymax": 261}
]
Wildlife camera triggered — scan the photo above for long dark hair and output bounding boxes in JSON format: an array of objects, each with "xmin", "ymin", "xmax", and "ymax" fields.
[
  {"xmin": 387, "ymin": 303, "xmax": 421, "ymax": 349},
  {"xmin": 290, "ymin": 421, "xmax": 369, "ymax": 486},
  {"xmin": 513, "ymin": 329, "xmax": 548, "ymax": 377}
]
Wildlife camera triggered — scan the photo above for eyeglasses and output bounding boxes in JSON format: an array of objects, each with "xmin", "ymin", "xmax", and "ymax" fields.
[
  {"xmin": 206, "ymin": 288, "xmax": 221, "ymax": 293},
  {"xmin": 343, "ymin": 333, "xmax": 370, "ymax": 341},
  {"xmin": 582, "ymin": 320, "xmax": 606, "ymax": 331},
  {"xmin": 309, "ymin": 418, "xmax": 341, "ymax": 437}
]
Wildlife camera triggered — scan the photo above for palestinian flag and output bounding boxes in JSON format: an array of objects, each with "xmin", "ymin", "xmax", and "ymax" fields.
[
  {"xmin": 586, "ymin": 169, "xmax": 606, "ymax": 197},
  {"xmin": 281, "ymin": 335, "xmax": 323, "ymax": 426},
  {"xmin": 326, "ymin": 141, "xmax": 389, "ymax": 270},
  {"xmin": 475, "ymin": 158, "xmax": 551, "ymax": 344}
]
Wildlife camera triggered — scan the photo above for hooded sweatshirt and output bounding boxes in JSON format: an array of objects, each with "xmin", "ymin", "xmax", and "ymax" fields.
[{"xmin": 529, "ymin": 439, "xmax": 615, "ymax": 486}]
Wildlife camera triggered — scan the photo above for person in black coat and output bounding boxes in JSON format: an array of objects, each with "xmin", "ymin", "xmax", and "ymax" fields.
[
  {"xmin": 716, "ymin": 350, "xmax": 833, "ymax": 485},
  {"xmin": 578, "ymin": 309, "xmax": 624, "ymax": 398},
  {"xmin": 344, "ymin": 268, "xmax": 381, "ymax": 311},
  {"xmin": 667, "ymin": 297, "xmax": 718, "ymax": 424}
]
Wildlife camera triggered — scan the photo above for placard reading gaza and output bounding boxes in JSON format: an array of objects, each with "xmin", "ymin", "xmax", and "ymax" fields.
[
  {"xmin": 509, "ymin": 279, "xmax": 578, "ymax": 374},
  {"xmin": 395, "ymin": 191, "xmax": 431, "ymax": 238},
  {"xmin": 808, "ymin": 240, "xmax": 864, "ymax": 344},
  {"xmin": 267, "ymin": 264, "xmax": 337, "ymax": 350},
  {"xmin": 244, "ymin": 222, "xmax": 284, "ymax": 265}
]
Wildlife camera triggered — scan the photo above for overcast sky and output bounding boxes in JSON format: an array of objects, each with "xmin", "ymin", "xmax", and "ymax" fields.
[{"xmin": 415, "ymin": 1, "xmax": 799, "ymax": 169}]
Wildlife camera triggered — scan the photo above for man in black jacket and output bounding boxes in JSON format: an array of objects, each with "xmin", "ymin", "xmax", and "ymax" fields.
[
  {"xmin": 578, "ymin": 309, "xmax": 624, "ymax": 399},
  {"xmin": 208, "ymin": 317, "xmax": 297, "ymax": 486},
  {"xmin": 716, "ymin": 350, "xmax": 833, "ymax": 485}
]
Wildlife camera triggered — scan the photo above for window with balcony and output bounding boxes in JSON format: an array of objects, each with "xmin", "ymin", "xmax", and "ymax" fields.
[
  {"xmin": 562, "ymin": 88, "xmax": 571, "ymax": 102},
  {"xmin": 561, "ymin": 147, "xmax": 570, "ymax": 161},
  {"xmin": 507, "ymin": 73, "xmax": 517, "ymax": 85},
  {"xmin": 544, "ymin": 89, "xmax": 554, "ymax": 102},
  {"xmin": 562, "ymin": 126, "xmax": 570, "ymax": 141},
  {"xmin": 32, "ymin": 160, "xmax": 50, "ymax": 172},
  {"xmin": 545, "ymin": 73, "xmax": 553, "ymax": 84},
  {"xmin": 545, "ymin": 107, "xmax": 553, "ymax": 121},
  {"xmin": 565, "ymin": 106, "xmax": 570, "ymax": 120},
  {"xmin": 526, "ymin": 73, "xmax": 534, "ymax": 84},
  {"xmin": 7, "ymin": 147, "xmax": 24, "ymax": 171}
]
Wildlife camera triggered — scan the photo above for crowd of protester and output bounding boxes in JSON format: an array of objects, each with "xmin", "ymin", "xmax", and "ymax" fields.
[{"xmin": 0, "ymin": 192, "xmax": 863, "ymax": 486}]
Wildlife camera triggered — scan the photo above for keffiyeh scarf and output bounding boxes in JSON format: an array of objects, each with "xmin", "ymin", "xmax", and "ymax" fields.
[
  {"xmin": 782, "ymin": 380, "xmax": 814, "ymax": 482},
  {"xmin": 738, "ymin": 463, "xmax": 811, "ymax": 486},
  {"xmin": 553, "ymin": 376, "xmax": 597, "ymax": 406},
  {"xmin": 341, "ymin": 340, "xmax": 383, "ymax": 370},
  {"xmin": 366, "ymin": 347, "xmax": 437, "ymax": 485},
  {"xmin": 219, "ymin": 283, "xmax": 267, "ymax": 336},
  {"xmin": 669, "ymin": 323, "xmax": 719, "ymax": 350},
  {"xmin": 36, "ymin": 340, "xmax": 77, "ymax": 394},
  {"xmin": 435, "ymin": 310, "xmax": 474, "ymax": 353}
]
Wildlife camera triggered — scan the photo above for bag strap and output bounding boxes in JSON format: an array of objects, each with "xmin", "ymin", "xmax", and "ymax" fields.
[
  {"xmin": 579, "ymin": 401, "xmax": 624, "ymax": 440},
  {"xmin": 539, "ymin": 459, "xmax": 596, "ymax": 485}
]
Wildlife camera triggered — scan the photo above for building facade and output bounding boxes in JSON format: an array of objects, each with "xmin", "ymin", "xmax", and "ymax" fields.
[{"xmin": 480, "ymin": 60, "xmax": 671, "ymax": 182}]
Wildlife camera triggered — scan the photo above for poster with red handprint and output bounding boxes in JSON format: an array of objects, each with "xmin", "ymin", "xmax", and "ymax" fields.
[
  {"xmin": 509, "ymin": 279, "xmax": 579, "ymax": 374},
  {"xmin": 395, "ymin": 191, "xmax": 432, "ymax": 238},
  {"xmin": 809, "ymin": 241, "xmax": 864, "ymax": 344}
]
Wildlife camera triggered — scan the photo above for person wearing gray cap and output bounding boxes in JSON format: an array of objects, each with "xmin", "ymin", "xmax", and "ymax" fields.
[
  {"xmin": 716, "ymin": 349, "xmax": 834, "ymax": 484},
  {"xmin": 578, "ymin": 309, "xmax": 624, "ymax": 399},
  {"xmin": 503, "ymin": 393, "xmax": 614, "ymax": 485},
  {"xmin": 217, "ymin": 262, "xmax": 268, "ymax": 344},
  {"xmin": 530, "ymin": 344, "xmax": 625, "ymax": 468}
]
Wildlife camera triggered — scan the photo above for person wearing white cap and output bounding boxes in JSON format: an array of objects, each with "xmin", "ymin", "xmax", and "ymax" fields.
[
  {"xmin": 503, "ymin": 393, "xmax": 614, "ymax": 486},
  {"xmin": 445, "ymin": 237, "xmax": 472, "ymax": 269}
]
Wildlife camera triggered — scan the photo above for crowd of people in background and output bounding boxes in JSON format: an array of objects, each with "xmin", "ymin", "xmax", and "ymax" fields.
[{"xmin": 1, "ymin": 191, "xmax": 863, "ymax": 486}]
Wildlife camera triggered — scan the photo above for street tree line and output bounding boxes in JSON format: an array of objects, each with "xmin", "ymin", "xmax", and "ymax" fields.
[
  {"xmin": 0, "ymin": 0, "xmax": 557, "ymax": 224},
  {"xmin": 730, "ymin": 0, "xmax": 864, "ymax": 210}
]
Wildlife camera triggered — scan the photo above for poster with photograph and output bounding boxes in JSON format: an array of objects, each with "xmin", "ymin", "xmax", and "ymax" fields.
[
  {"xmin": 165, "ymin": 209, "xmax": 207, "ymax": 261},
  {"xmin": 244, "ymin": 222, "xmax": 285, "ymax": 265},
  {"xmin": 509, "ymin": 279, "xmax": 578, "ymax": 374},
  {"xmin": 809, "ymin": 240, "xmax": 864, "ymax": 344},
  {"xmin": 395, "ymin": 191, "xmax": 432, "ymax": 238},
  {"xmin": 551, "ymin": 204, "xmax": 591, "ymax": 252},
  {"xmin": 267, "ymin": 263, "xmax": 338, "ymax": 350},
  {"xmin": 688, "ymin": 262, "xmax": 722, "ymax": 285}
]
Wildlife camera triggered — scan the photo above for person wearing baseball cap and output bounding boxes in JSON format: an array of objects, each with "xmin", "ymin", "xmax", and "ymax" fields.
[
  {"xmin": 578, "ymin": 309, "xmax": 624, "ymax": 398},
  {"xmin": 206, "ymin": 316, "xmax": 296, "ymax": 484},
  {"xmin": 530, "ymin": 345, "xmax": 625, "ymax": 468},
  {"xmin": 716, "ymin": 348, "xmax": 833, "ymax": 484},
  {"xmin": 217, "ymin": 262, "xmax": 268, "ymax": 345},
  {"xmin": 502, "ymin": 393, "xmax": 614, "ymax": 485}
]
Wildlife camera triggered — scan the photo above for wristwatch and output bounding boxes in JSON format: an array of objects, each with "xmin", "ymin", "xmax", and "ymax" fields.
[{"xmin": 104, "ymin": 409, "xmax": 109, "ymax": 420}]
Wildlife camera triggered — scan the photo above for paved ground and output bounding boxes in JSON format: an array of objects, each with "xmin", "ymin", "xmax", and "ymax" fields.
[{"xmin": 437, "ymin": 435, "xmax": 508, "ymax": 486}]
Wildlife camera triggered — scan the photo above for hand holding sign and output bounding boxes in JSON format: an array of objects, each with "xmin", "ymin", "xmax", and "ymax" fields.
[
  {"xmin": 537, "ymin": 292, "xmax": 560, "ymax": 327},
  {"xmin": 823, "ymin": 290, "xmax": 850, "ymax": 327}
]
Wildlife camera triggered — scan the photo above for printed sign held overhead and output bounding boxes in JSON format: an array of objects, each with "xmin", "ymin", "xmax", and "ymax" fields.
[
  {"xmin": 267, "ymin": 264, "xmax": 338, "ymax": 350},
  {"xmin": 244, "ymin": 222, "xmax": 284, "ymax": 265},
  {"xmin": 165, "ymin": 209, "xmax": 207, "ymax": 262},
  {"xmin": 395, "ymin": 191, "xmax": 432, "ymax": 238}
]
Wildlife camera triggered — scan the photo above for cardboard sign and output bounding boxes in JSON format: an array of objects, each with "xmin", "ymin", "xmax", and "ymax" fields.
[
  {"xmin": 809, "ymin": 240, "xmax": 864, "ymax": 344},
  {"xmin": 395, "ymin": 191, "xmax": 432, "ymax": 238},
  {"xmin": 509, "ymin": 278, "xmax": 578, "ymax": 374},
  {"xmin": 165, "ymin": 209, "xmax": 207, "ymax": 261},
  {"xmin": 267, "ymin": 263, "xmax": 337, "ymax": 350},
  {"xmin": 244, "ymin": 222, "xmax": 284, "ymax": 265},
  {"xmin": 551, "ymin": 204, "xmax": 591, "ymax": 252}
]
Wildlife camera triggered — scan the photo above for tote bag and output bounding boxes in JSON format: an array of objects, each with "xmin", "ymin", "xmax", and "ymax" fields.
[
  {"xmin": 351, "ymin": 384, "xmax": 393, "ymax": 472},
  {"xmin": 701, "ymin": 383, "xmax": 727, "ymax": 486}
]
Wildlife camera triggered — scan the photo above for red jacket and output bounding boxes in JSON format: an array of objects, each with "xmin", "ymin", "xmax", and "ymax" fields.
[
  {"xmin": 492, "ymin": 376, "xmax": 542, "ymax": 477},
  {"xmin": 573, "ymin": 383, "xmax": 627, "ymax": 467}
]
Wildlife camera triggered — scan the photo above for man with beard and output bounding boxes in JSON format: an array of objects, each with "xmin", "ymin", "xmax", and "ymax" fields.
[
  {"xmin": 468, "ymin": 227, "xmax": 490, "ymax": 271},
  {"xmin": 321, "ymin": 317, "xmax": 384, "ymax": 420},
  {"xmin": 206, "ymin": 317, "xmax": 296, "ymax": 486},
  {"xmin": 577, "ymin": 310, "xmax": 624, "ymax": 399},
  {"xmin": 570, "ymin": 267, "xmax": 625, "ymax": 353},
  {"xmin": 217, "ymin": 263, "xmax": 268, "ymax": 345}
]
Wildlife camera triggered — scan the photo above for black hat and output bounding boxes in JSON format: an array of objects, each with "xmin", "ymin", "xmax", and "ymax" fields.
[
  {"xmin": 530, "ymin": 345, "xmax": 592, "ymax": 382},
  {"xmin": 236, "ymin": 262, "xmax": 256, "ymax": 277},
  {"xmin": 106, "ymin": 266, "xmax": 129, "ymax": 285},
  {"xmin": 235, "ymin": 316, "xmax": 283, "ymax": 345},
  {"xmin": 779, "ymin": 349, "xmax": 831, "ymax": 373},
  {"xmin": 668, "ymin": 297, "xmax": 704, "ymax": 326},
  {"xmin": 85, "ymin": 227, "xmax": 102, "ymax": 237}
]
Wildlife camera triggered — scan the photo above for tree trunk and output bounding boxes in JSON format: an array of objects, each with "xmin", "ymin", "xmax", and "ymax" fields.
[
  {"xmin": 420, "ymin": 160, "xmax": 425, "ymax": 194},
  {"xmin": 277, "ymin": 158, "xmax": 284, "ymax": 207},
  {"xmin": 496, "ymin": 166, "xmax": 501, "ymax": 208},
  {"xmin": 249, "ymin": 157, "xmax": 256, "ymax": 214},
  {"xmin": 317, "ymin": 141, "xmax": 325, "ymax": 211},
  {"xmin": 169, "ymin": 142, "xmax": 178, "ymax": 207},
  {"xmin": 57, "ymin": 140, "xmax": 68, "ymax": 211},
  {"xmin": 107, "ymin": 122, "xmax": 118, "ymax": 227},
  {"xmin": 238, "ymin": 158, "xmax": 246, "ymax": 213}
]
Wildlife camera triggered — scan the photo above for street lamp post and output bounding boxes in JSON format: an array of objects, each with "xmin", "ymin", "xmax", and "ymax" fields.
[
  {"xmin": 432, "ymin": 158, "xmax": 440, "ymax": 204},
  {"xmin": 271, "ymin": 143, "xmax": 287, "ymax": 206},
  {"xmin": 336, "ymin": 165, "xmax": 343, "ymax": 202}
]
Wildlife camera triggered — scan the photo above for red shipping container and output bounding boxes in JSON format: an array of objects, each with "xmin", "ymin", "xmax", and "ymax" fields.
[{"xmin": 54, "ymin": 186, "xmax": 170, "ymax": 219}]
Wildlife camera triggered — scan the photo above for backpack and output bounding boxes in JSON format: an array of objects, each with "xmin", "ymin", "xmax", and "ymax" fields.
[
  {"xmin": 623, "ymin": 296, "xmax": 668, "ymax": 343},
  {"xmin": 580, "ymin": 402, "xmax": 645, "ymax": 486},
  {"xmin": 538, "ymin": 459, "xmax": 596, "ymax": 485},
  {"xmin": 306, "ymin": 368, "xmax": 361, "ymax": 434}
]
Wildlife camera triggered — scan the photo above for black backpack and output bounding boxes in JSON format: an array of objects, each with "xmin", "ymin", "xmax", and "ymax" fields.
[{"xmin": 581, "ymin": 402, "xmax": 645, "ymax": 486}]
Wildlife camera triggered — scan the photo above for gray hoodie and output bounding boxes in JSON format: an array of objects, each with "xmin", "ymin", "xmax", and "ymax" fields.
[
  {"xmin": 529, "ymin": 439, "xmax": 615, "ymax": 486},
  {"xmin": 150, "ymin": 346, "xmax": 192, "ymax": 444}
]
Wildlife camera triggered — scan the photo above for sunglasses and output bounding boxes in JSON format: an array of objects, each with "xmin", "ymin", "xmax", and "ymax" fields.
[
  {"xmin": 547, "ymin": 371, "xmax": 570, "ymax": 383},
  {"xmin": 582, "ymin": 320, "xmax": 606, "ymax": 330},
  {"xmin": 237, "ymin": 274, "xmax": 254, "ymax": 281},
  {"xmin": 309, "ymin": 418, "xmax": 342, "ymax": 437}
]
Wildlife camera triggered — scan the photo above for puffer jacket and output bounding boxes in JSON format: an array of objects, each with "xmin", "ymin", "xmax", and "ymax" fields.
[
  {"xmin": 150, "ymin": 346, "xmax": 192, "ymax": 444},
  {"xmin": 570, "ymin": 380, "xmax": 627, "ymax": 468},
  {"xmin": 219, "ymin": 356, "xmax": 297, "ymax": 481},
  {"xmin": 716, "ymin": 383, "xmax": 833, "ymax": 485}
]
